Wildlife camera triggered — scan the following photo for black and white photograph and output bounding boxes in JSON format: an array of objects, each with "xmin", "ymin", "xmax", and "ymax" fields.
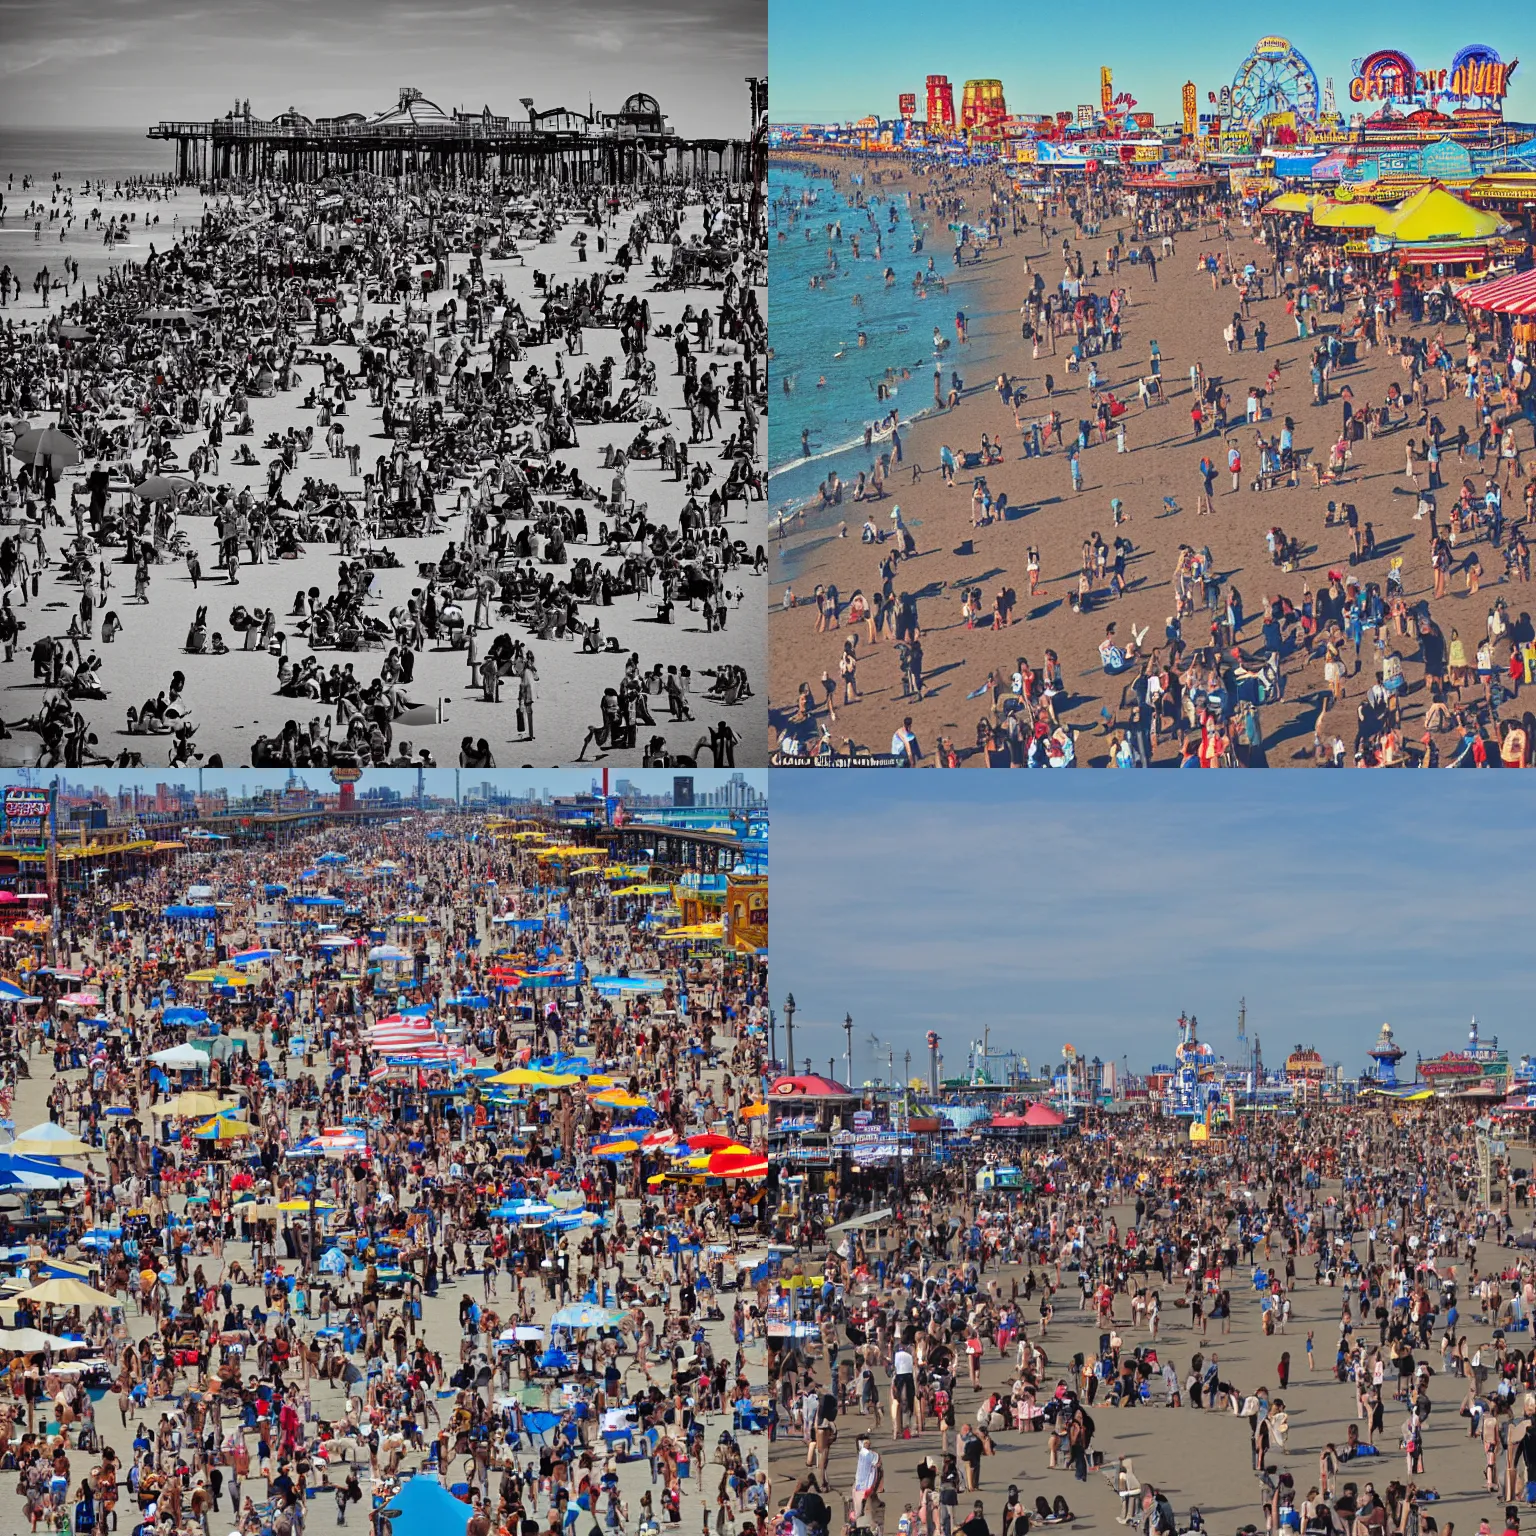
[{"xmin": 0, "ymin": 0, "xmax": 768, "ymax": 769}]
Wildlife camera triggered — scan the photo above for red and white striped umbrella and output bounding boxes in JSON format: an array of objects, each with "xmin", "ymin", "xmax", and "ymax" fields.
[{"xmin": 1456, "ymin": 268, "xmax": 1536, "ymax": 316}]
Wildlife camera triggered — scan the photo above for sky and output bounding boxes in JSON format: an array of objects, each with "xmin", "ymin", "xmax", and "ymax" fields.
[
  {"xmin": 768, "ymin": 0, "xmax": 1536, "ymax": 127},
  {"xmin": 771, "ymin": 774, "xmax": 1536, "ymax": 1085},
  {"xmin": 0, "ymin": 0, "xmax": 762, "ymax": 139},
  {"xmin": 45, "ymin": 768, "xmax": 765, "ymax": 799}
]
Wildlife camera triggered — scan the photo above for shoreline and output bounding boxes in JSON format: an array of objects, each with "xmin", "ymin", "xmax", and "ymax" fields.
[{"xmin": 768, "ymin": 158, "xmax": 1536, "ymax": 767}]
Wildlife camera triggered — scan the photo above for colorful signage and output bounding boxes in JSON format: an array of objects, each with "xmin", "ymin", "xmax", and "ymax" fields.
[
  {"xmin": 1182, "ymin": 81, "xmax": 1198, "ymax": 138},
  {"xmin": 1348, "ymin": 45, "xmax": 1516, "ymax": 102},
  {"xmin": 898, "ymin": 92, "xmax": 917, "ymax": 119},
  {"xmin": 1100, "ymin": 66, "xmax": 1113, "ymax": 112},
  {"xmin": 2, "ymin": 786, "xmax": 48, "ymax": 836}
]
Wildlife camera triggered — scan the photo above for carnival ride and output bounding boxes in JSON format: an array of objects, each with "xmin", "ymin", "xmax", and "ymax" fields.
[{"xmin": 1231, "ymin": 37, "xmax": 1321, "ymax": 126}]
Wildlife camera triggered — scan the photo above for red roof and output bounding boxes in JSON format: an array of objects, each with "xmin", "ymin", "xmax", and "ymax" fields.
[
  {"xmin": 989, "ymin": 1113, "xmax": 1031, "ymax": 1128},
  {"xmin": 769, "ymin": 1073, "xmax": 855, "ymax": 1098},
  {"xmin": 1024, "ymin": 1101, "xmax": 1066, "ymax": 1127}
]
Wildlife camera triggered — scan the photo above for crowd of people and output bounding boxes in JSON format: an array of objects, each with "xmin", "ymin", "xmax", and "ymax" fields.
[
  {"xmin": 0, "ymin": 809, "xmax": 772, "ymax": 1536},
  {"xmin": 768, "ymin": 1105, "xmax": 1536, "ymax": 1536},
  {"xmin": 0, "ymin": 162, "xmax": 766, "ymax": 767}
]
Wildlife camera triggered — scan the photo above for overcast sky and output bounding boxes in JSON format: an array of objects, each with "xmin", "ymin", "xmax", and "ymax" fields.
[
  {"xmin": 0, "ymin": 0, "xmax": 762, "ymax": 139},
  {"xmin": 772, "ymin": 774, "xmax": 1536, "ymax": 1085}
]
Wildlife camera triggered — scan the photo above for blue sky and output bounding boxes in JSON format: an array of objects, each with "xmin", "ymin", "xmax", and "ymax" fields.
[
  {"xmin": 768, "ymin": 1, "xmax": 1536, "ymax": 126},
  {"xmin": 770, "ymin": 774, "xmax": 1536, "ymax": 1083},
  {"xmin": 50, "ymin": 769, "xmax": 764, "ymax": 799}
]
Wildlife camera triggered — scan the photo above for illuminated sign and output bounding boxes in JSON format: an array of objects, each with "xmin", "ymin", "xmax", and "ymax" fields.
[
  {"xmin": 1077, "ymin": 103, "xmax": 1095, "ymax": 124},
  {"xmin": 1183, "ymin": 81, "xmax": 1198, "ymax": 138},
  {"xmin": 3, "ymin": 787, "xmax": 48, "ymax": 830},
  {"xmin": 898, "ymin": 92, "xmax": 917, "ymax": 118},
  {"xmin": 1101, "ymin": 67, "xmax": 1113, "ymax": 112},
  {"xmin": 1348, "ymin": 45, "xmax": 1516, "ymax": 102}
]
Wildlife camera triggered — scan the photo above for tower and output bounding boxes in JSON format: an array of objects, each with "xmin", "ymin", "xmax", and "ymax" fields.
[
  {"xmin": 926, "ymin": 75, "xmax": 955, "ymax": 132},
  {"xmin": 926, "ymin": 1030, "xmax": 941, "ymax": 1094},
  {"xmin": 1368, "ymin": 1021, "xmax": 1405, "ymax": 1088}
]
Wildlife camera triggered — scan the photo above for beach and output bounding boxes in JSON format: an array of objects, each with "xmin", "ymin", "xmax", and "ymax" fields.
[
  {"xmin": 767, "ymin": 151, "xmax": 1536, "ymax": 767},
  {"xmin": 1, "ymin": 151, "xmax": 765, "ymax": 770},
  {"xmin": 0, "ymin": 806, "xmax": 771, "ymax": 1536}
]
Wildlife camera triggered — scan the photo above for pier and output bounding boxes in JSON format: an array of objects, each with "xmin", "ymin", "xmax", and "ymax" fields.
[{"xmin": 149, "ymin": 87, "xmax": 756, "ymax": 187}]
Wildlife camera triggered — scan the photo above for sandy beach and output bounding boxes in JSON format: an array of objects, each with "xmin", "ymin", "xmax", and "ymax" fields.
[
  {"xmin": 768, "ymin": 151, "xmax": 1536, "ymax": 766},
  {"xmin": 2, "ymin": 177, "xmax": 765, "ymax": 770}
]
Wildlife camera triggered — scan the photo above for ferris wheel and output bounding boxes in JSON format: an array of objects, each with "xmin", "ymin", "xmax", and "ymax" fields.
[{"xmin": 1230, "ymin": 36, "xmax": 1320, "ymax": 125}]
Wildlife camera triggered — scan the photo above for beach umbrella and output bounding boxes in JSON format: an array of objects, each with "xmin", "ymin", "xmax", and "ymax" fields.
[
  {"xmin": 0, "ymin": 980, "xmax": 30, "ymax": 1003},
  {"xmin": 11, "ymin": 425, "xmax": 81, "ymax": 479},
  {"xmin": 151, "ymin": 1091, "xmax": 239, "ymax": 1118},
  {"xmin": 7, "ymin": 1123, "xmax": 95, "ymax": 1157},
  {"xmin": 161, "ymin": 1006, "xmax": 210, "ymax": 1026},
  {"xmin": 592, "ymin": 1138, "xmax": 639, "ymax": 1155},
  {"xmin": 591, "ymin": 1088, "xmax": 649, "ymax": 1110},
  {"xmin": 488, "ymin": 1068, "xmax": 579, "ymax": 1089},
  {"xmin": 687, "ymin": 1132, "xmax": 736, "ymax": 1152},
  {"xmin": 368, "ymin": 944, "xmax": 411, "ymax": 962},
  {"xmin": 148, "ymin": 1044, "xmax": 208, "ymax": 1070},
  {"xmin": 230, "ymin": 948, "xmax": 278, "ymax": 966},
  {"xmin": 550, "ymin": 1303, "xmax": 625, "ymax": 1330},
  {"xmin": 130, "ymin": 475, "xmax": 194, "ymax": 502},
  {"xmin": 535, "ymin": 1345, "xmax": 572, "ymax": 1372},
  {"xmin": 55, "ymin": 991, "xmax": 102, "ymax": 1010},
  {"xmin": 192, "ymin": 1115, "xmax": 255, "ymax": 1140},
  {"xmin": 741, "ymin": 1103, "xmax": 767, "ymax": 1120},
  {"xmin": 14, "ymin": 1277, "xmax": 119, "ymax": 1310},
  {"xmin": 276, "ymin": 1198, "xmax": 336, "ymax": 1213},
  {"xmin": 316, "ymin": 852, "xmax": 348, "ymax": 864},
  {"xmin": 707, "ymin": 1149, "xmax": 768, "ymax": 1179},
  {"xmin": 0, "ymin": 1327, "xmax": 89, "ymax": 1353}
]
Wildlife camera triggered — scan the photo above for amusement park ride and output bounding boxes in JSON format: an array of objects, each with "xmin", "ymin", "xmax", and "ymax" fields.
[{"xmin": 1214, "ymin": 36, "xmax": 1520, "ymax": 145}]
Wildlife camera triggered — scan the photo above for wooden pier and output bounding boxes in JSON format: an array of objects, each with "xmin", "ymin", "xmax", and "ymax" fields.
[{"xmin": 149, "ymin": 88, "xmax": 753, "ymax": 188}]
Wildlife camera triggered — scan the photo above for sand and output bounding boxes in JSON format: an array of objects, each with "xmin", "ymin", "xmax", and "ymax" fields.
[
  {"xmin": 769, "ymin": 1195, "xmax": 1521, "ymax": 1536},
  {"xmin": 4, "ymin": 196, "xmax": 765, "ymax": 769},
  {"xmin": 767, "ymin": 152, "xmax": 1527, "ymax": 767}
]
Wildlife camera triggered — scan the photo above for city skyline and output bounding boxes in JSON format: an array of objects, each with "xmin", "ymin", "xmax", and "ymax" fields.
[
  {"xmin": 768, "ymin": 1, "xmax": 1536, "ymax": 126},
  {"xmin": 772, "ymin": 773, "xmax": 1536, "ymax": 1081},
  {"xmin": 26, "ymin": 768, "xmax": 765, "ymax": 807},
  {"xmin": 0, "ymin": 0, "xmax": 762, "ymax": 139}
]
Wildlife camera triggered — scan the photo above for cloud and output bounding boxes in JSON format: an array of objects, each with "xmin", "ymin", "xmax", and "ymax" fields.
[
  {"xmin": 0, "ymin": 33, "xmax": 128, "ymax": 76},
  {"xmin": 573, "ymin": 27, "xmax": 626, "ymax": 52}
]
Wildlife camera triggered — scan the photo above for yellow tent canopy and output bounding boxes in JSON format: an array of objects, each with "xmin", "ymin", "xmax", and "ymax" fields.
[
  {"xmin": 1377, "ymin": 183, "xmax": 1505, "ymax": 242},
  {"xmin": 1262, "ymin": 191, "xmax": 1315, "ymax": 214},
  {"xmin": 1311, "ymin": 200, "xmax": 1389, "ymax": 230}
]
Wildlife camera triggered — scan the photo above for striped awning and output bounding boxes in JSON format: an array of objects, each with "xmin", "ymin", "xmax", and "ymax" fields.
[{"xmin": 1456, "ymin": 267, "xmax": 1536, "ymax": 315}]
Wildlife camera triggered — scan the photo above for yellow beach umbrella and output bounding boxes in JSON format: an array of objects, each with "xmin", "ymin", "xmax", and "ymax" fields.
[
  {"xmin": 488, "ymin": 1068, "xmax": 579, "ymax": 1088},
  {"xmin": 16, "ymin": 1277, "xmax": 120, "ymax": 1309},
  {"xmin": 276, "ymin": 1198, "xmax": 336, "ymax": 1213},
  {"xmin": 151, "ymin": 1093, "xmax": 242, "ymax": 1119},
  {"xmin": 591, "ymin": 1089, "xmax": 650, "ymax": 1109},
  {"xmin": 593, "ymin": 1138, "xmax": 640, "ymax": 1155},
  {"xmin": 741, "ymin": 1103, "xmax": 767, "ymax": 1119},
  {"xmin": 192, "ymin": 1115, "xmax": 255, "ymax": 1140}
]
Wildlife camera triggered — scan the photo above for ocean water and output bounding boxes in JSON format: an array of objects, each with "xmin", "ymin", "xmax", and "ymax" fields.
[
  {"xmin": 0, "ymin": 126, "xmax": 185, "ymax": 292},
  {"xmin": 768, "ymin": 165, "xmax": 963, "ymax": 513}
]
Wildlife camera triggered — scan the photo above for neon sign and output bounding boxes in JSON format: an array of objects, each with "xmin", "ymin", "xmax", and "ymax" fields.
[{"xmin": 1347, "ymin": 45, "xmax": 1516, "ymax": 102}]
